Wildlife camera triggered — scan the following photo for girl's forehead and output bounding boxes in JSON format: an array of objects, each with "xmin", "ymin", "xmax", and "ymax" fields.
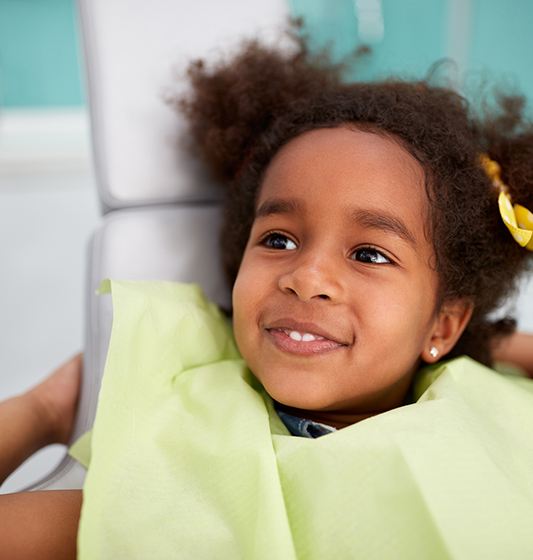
[
  {"xmin": 260, "ymin": 128, "xmax": 426, "ymax": 209},
  {"xmin": 264, "ymin": 127, "xmax": 423, "ymax": 185}
]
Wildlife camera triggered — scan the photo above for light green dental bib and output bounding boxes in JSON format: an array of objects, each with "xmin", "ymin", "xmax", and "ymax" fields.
[{"xmin": 75, "ymin": 280, "xmax": 533, "ymax": 559}]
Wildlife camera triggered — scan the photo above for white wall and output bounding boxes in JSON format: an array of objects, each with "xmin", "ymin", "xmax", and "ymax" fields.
[{"xmin": 0, "ymin": 109, "xmax": 100, "ymax": 493}]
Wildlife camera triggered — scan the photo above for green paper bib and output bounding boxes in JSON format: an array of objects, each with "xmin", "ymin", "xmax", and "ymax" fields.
[{"xmin": 76, "ymin": 280, "xmax": 533, "ymax": 559}]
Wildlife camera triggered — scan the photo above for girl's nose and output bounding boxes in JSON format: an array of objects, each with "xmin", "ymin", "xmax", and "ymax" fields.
[{"xmin": 278, "ymin": 253, "xmax": 343, "ymax": 302}]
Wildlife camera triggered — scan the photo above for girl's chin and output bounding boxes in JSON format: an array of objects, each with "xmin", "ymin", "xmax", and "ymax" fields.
[{"xmin": 258, "ymin": 379, "xmax": 342, "ymax": 412}]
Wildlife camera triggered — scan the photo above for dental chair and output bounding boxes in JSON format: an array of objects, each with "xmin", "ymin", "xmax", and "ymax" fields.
[{"xmin": 21, "ymin": 0, "xmax": 290, "ymax": 492}]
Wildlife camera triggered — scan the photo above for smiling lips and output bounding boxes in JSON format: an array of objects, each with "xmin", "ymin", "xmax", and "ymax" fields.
[{"xmin": 265, "ymin": 320, "xmax": 350, "ymax": 356}]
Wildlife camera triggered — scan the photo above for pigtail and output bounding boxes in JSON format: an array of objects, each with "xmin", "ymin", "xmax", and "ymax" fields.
[
  {"xmin": 448, "ymin": 95, "xmax": 533, "ymax": 365},
  {"xmin": 480, "ymin": 94, "xmax": 533, "ymax": 211},
  {"xmin": 176, "ymin": 29, "xmax": 345, "ymax": 184}
]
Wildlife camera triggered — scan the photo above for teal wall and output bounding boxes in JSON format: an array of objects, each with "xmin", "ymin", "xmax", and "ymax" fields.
[
  {"xmin": 289, "ymin": 0, "xmax": 533, "ymax": 105},
  {"xmin": 289, "ymin": 0, "xmax": 448, "ymax": 81},
  {"xmin": 1, "ymin": 0, "xmax": 532, "ymax": 108},
  {"xmin": 469, "ymin": 0, "xmax": 533, "ymax": 99},
  {"xmin": 360, "ymin": 0, "xmax": 448, "ymax": 80},
  {"xmin": 0, "ymin": 0, "xmax": 83, "ymax": 107}
]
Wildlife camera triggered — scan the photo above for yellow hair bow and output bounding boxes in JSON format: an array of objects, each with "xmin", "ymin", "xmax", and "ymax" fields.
[{"xmin": 480, "ymin": 154, "xmax": 533, "ymax": 251}]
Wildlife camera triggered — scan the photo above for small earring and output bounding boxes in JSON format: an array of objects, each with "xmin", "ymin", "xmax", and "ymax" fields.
[{"xmin": 429, "ymin": 346, "xmax": 439, "ymax": 358}]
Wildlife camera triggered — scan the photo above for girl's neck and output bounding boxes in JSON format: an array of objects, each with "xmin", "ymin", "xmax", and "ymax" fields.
[
  {"xmin": 274, "ymin": 402, "xmax": 380, "ymax": 430},
  {"xmin": 274, "ymin": 382, "xmax": 415, "ymax": 430}
]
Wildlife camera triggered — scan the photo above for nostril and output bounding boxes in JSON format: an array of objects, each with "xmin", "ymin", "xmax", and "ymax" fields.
[
  {"xmin": 317, "ymin": 294, "xmax": 330, "ymax": 300},
  {"xmin": 284, "ymin": 287, "xmax": 298, "ymax": 296}
]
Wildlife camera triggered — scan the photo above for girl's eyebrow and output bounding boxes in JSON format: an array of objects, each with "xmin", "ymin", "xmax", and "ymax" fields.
[
  {"xmin": 255, "ymin": 197, "xmax": 302, "ymax": 218},
  {"xmin": 351, "ymin": 208, "xmax": 417, "ymax": 248},
  {"xmin": 255, "ymin": 197, "xmax": 417, "ymax": 248}
]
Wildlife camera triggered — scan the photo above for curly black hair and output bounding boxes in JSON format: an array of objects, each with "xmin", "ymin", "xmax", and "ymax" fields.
[{"xmin": 176, "ymin": 34, "xmax": 533, "ymax": 366}]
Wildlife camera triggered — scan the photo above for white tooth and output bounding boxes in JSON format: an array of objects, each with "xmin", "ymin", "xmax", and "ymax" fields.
[
  {"xmin": 289, "ymin": 331, "xmax": 303, "ymax": 341},
  {"xmin": 302, "ymin": 333, "xmax": 316, "ymax": 342}
]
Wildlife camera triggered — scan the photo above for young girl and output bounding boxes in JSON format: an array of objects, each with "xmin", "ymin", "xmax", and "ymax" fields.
[{"xmin": 1, "ymin": 35, "xmax": 533, "ymax": 558}]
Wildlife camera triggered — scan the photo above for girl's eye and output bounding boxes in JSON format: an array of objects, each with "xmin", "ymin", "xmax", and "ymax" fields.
[
  {"xmin": 261, "ymin": 232, "xmax": 297, "ymax": 251},
  {"xmin": 351, "ymin": 247, "xmax": 392, "ymax": 264}
]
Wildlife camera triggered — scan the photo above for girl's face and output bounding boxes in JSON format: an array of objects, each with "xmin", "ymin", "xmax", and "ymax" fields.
[{"xmin": 232, "ymin": 127, "xmax": 442, "ymax": 426}]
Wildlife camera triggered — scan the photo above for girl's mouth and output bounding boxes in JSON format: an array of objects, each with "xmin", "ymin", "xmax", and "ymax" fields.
[{"xmin": 265, "ymin": 326, "xmax": 349, "ymax": 356}]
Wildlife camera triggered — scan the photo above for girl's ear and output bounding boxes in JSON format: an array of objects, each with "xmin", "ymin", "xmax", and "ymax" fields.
[{"xmin": 421, "ymin": 299, "xmax": 474, "ymax": 363}]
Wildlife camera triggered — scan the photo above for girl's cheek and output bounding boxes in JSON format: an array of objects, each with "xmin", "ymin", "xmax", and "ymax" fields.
[{"xmin": 232, "ymin": 263, "xmax": 254, "ymax": 315}]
